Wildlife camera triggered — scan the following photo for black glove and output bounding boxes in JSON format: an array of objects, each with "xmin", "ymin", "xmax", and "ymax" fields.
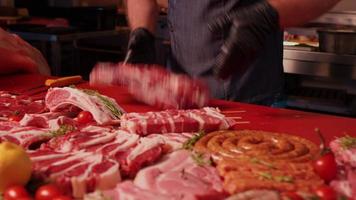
[
  {"xmin": 210, "ymin": 0, "xmax": 280, "ymax": 79},
  {"xmin": 126, "ymin": 28, "xmax": 157, "ymax": 64}
]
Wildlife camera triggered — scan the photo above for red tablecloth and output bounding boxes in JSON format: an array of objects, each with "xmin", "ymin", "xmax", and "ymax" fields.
[{"xmin": 1, "ymin": 74, "xmax": 355, "ymax": 144}]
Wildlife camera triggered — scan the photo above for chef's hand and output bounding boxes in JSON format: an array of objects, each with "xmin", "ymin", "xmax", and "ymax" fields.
[
  {"xmin": 126, "ymin": 28, "xmax": 157, "ymax": 64},
  {"xmin": 0, "ymin": 28, "xmax": 51, "ymax": 75},
  {"xmin": 210, "ymin": 0, "xmax": 280, "ymax": 79}
]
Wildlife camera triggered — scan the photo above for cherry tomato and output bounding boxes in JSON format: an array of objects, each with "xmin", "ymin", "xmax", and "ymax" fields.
[
  {"xmin": 76, "ymin": 111, "xmax": 94, "ymax": 124},
  {"xmin": 53, "ymin": 196, "xmax": 73, "ymax": 200},
  {"xmin": 314, "ymin": 185, "xmax": 337, "ymax": 200},
  {"xmin": 8, "ymin": 115, "xmax": 22, "ymax": 122},
  {"xmin": 283, "ymin": 192, "xmax": 304, "ymax": 200},
  {"xmin": 35, "ymin": 184, "xmax": 63, "ymax": 200},
  {"xmin": 313, "ymin": 153, "xmax": 337, "ymax": 183},
  {"xmin": 3, "ymin": 185, "xmax": 30, "ymax": 200}
]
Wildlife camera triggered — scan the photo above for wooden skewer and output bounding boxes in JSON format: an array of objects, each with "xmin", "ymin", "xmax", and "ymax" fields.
[
  {"xmin": 222, "ymin": 110, "xmax": 246, "ymax": 114},
  {"xmin": 234, "ymin": 121, "xmax": 250, "ymax": 124},
  {"xmin": 228, "ymin": 116, "xmax": 242, "ymax": 119}
]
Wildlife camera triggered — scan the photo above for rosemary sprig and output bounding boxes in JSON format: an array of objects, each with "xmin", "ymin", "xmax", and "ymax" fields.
[
  {"xmin": 182, "ymin": 130, "xmax": 206, "ymax": 150},
  {"xmin": 274, "ymin": 175, "xmax": 294, "ymax": 183},
  {"xmin": 258, "ymin": 172, "xmax": 294, "ymax": 183},
  {"xmin": 339, "ymin": 135, "xmax": 356, "ymax": 150},
  {"xmin": 191, "ymin": 151, "xmax": 212, "ymax": 166},
  {"xmin": 258, "ymin": 172, "xmax": 273, "ymax": 180},
  {"xmin": 49, "ymin": 124, "xmax": 75, "ymax": 137},
  {"xmin": 82, "ymin": 89, "xmax": 122, "ymax": 119},
  {"xmin": 250, "ymin": 157, "xmax": 276, "ymax": 169}
]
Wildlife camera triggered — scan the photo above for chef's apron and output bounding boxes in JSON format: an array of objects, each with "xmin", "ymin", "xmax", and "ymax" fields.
[{"xmin": 167, "ymin": 0, "xmax": 284, "ymax": 105}]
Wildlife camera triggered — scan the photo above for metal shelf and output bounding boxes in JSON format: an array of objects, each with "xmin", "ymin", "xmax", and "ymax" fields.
[{"xmin": 283, "ymin": 49, "xmax": 356, "ymax": 80}]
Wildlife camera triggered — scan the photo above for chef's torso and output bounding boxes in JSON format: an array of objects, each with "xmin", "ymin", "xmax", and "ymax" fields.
[{"xmin": 167, "ymin": 0, "xmax": 284, "ymax": 105}]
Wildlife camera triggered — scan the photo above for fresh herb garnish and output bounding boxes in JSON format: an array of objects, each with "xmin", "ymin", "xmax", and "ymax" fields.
[
  {"xmin": 258, "ymin": 172, "xmax": 294, "ymax": 183},
  {"xmin": 183, "ymin": 130, "xmax": 206, "ymax": 150},
  {"xmin": 250, "ymin": 157, "xmax": 276, "ymax": 169},
  {"xmin": 191, "ymin": 151, "xmax": 212, "ymax": 166},
  {"xmin": 274, "ymin": 175, "xmax": 294, "ymax": 183},
  {"xmin": 258, "ymin": 172, "xmax": 273, "ymax": 180},
  {"xmin": 82, "ymin": 89, "xmax": 122, "ymax": 119},
  {"xmin": 339, "ymin": 135, "xmax": 356, "ymax": 150},
  {"xmin": 49, "ymin": 124, "xmax": 75, "ymax": 137}
]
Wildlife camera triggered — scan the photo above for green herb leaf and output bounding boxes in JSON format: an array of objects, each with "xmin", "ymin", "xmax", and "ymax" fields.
[
  {"xmin": 258, "ymin": 172, "xmax": 294, "ymax": 183},
  {"xmin": 182, "ymin": 130, "xmax": 206, "ymax": 150},
  {"xmin": 339, "ymin": 135, "xmax": 356, "ymax": 150},
  {"xmin": 258, "ymin": 172, "xmax": 273, "ymax": 180},
  {"xmin": 274, "ymin": 175, "xmax": 294, "ymax": 183},
  {"xmin": 49, "ymin": 124, "xmax": 75, "ymax": 137},
  {"xmin": 250, "ymin": 157, "xmax": 276, "ymax": 169},
  {"xmin": 82, "ymin": 89, "xmax": 122, "ymax": 119},
  {"xmin": 191, "ymin": 151, "xmax": 212, "ymax": 166}
]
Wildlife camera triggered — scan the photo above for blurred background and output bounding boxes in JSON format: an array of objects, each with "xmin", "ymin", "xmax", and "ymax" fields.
[{"xmin": 0, "ymin": 0, "xmax": 356, "ymax": 117}]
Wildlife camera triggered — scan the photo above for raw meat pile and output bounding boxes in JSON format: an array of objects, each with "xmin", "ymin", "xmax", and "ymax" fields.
[
  {"xmin": 103, "ymin": 150, "xmax": 226, "ymax": 200},
  {"xmin": 330, "ymin": 136, "xmax": 356, "ymax": 200},
  {"xmin": 90, "ymin": 63, "xmax": 210, "ymax": 109},
  {"xmin": 0, "ymin": 87, "xmax": 237, "ymax": 199}
]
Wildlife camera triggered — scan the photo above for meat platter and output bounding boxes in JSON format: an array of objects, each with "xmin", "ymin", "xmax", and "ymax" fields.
[{"xmin": 0, "ymin": 86, "xmax": 355, "ymax": 200}]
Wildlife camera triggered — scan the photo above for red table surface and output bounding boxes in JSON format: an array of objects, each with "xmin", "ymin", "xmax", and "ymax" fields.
[{"xmin": 0, "ymin": 73, "xmax": 355, "ymax": 145}]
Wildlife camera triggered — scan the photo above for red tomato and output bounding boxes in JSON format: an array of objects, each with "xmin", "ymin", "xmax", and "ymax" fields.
[
  {"xmin": 313, "ymin": 153, "xmax": 338, "ymax": 183},
  {"xmin": 53, "ymin": 196, "xmax": 73, "ymax": 200},
  {"xmin": 314, "ymin": 185, "xmax": 337, "ymax": 200},
  {"xmin": 76, "ymin": 111, "xmax": 94, "ymax": 124},
  {"xmin": 8, "ymin": 115, "xmax": 22, "ymax": 122},
  {"xmin": 35, "ymin": 184, "xmax": 62, "ymax": 200},
  {"xmin": 3, "ymin": 185, "xmax": 30, "ymax": 200},
  {"xmin": 283, "ymin": 192, "xmax": 303, "ymax": 200}
]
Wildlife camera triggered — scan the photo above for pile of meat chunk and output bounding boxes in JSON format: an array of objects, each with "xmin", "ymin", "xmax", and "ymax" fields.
[{"xmin": 0, "ymin": 87, "xmax": 237, "ymax": 199}]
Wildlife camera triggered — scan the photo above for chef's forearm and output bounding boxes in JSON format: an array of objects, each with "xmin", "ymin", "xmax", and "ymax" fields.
[
  {"xmin": 268, "ymin": 0, "xmax": 341, "ymax": 28},
  {"xmin": 126, "ymin": 0, "xmax": 159, "ymax": 34}
]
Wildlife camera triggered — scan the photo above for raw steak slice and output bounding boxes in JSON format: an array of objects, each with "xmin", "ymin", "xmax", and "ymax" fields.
[
  {"xmin": 133, "ymin": 150, "xmax": 226, "ymax": 200},
  {"xmin": 90, "ymin": 63, "xmax": 210, "ymax": 109},
  {"xmin": 29, "ymin": 150, "xmax": 121, "ymax": 198},
  {"xmin": 45, "ymin": 87, "xmax": 123, "ymax": 125},
  {"xmin": 121, "ymin": 107, "xmax": 236, "ymax": 135}
]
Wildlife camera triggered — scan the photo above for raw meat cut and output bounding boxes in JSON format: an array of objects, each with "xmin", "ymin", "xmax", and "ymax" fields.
[
  {"xmin": 30, "ymin": 129, "xmax": 166, "ymax": 197},
  {"xmin": 120, "ymin": 107, "xmax": 236, "ymax": 135},
  {"xmin": 29, "ymin": 149, "xmax": 121, "ymax": 198},
  {"xmin": 103, "ymin": 181, "xmax": 182, "ymax": 200},
  {"xmin": 147, "ymin": 132, "xmax": 198, "ymax": 151},
  {"xmin": 20, "ymin": 112, "xmax": 77, "ymax": 130},
  {"xmin": 133, "ymin": 150, "xmax": 226, "ymax": 200},
  {"xmin": 0, "ymin": 91, "xmax": 46, "ymax": 118},
  {"xmin": 90, "ymin": 63, "xmax": 210, "ymax": 109},
  {"xmin": 45, "ymin": 87, "xmax": 123, "ymax": 125},
  {"xmin": 0, "ymin": 126, "xmax": 52, "ymax": 149},
  {"xmin": 41, "ymin": 129, "xmax": 164, "ymax": 177},
  {"xmin": 330, "ymin": 137, "xmax": 356, "ymax": 199}
]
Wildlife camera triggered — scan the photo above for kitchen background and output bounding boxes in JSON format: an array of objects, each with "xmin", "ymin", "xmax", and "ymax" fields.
[{"xmin": 0, "ymin": 0, "xmax": 355, "ymax": 117}]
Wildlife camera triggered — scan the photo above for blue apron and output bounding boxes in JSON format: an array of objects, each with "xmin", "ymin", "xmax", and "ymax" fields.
[{"xmin": 167, "ymin": 0, "xmax": 284, "ymax": 105}]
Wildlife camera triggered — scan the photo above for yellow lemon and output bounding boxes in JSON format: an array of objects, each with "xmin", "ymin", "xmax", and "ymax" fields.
[{"xmin": 0, "ymin": 142, "xmax": 32, "ymax": 192}]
